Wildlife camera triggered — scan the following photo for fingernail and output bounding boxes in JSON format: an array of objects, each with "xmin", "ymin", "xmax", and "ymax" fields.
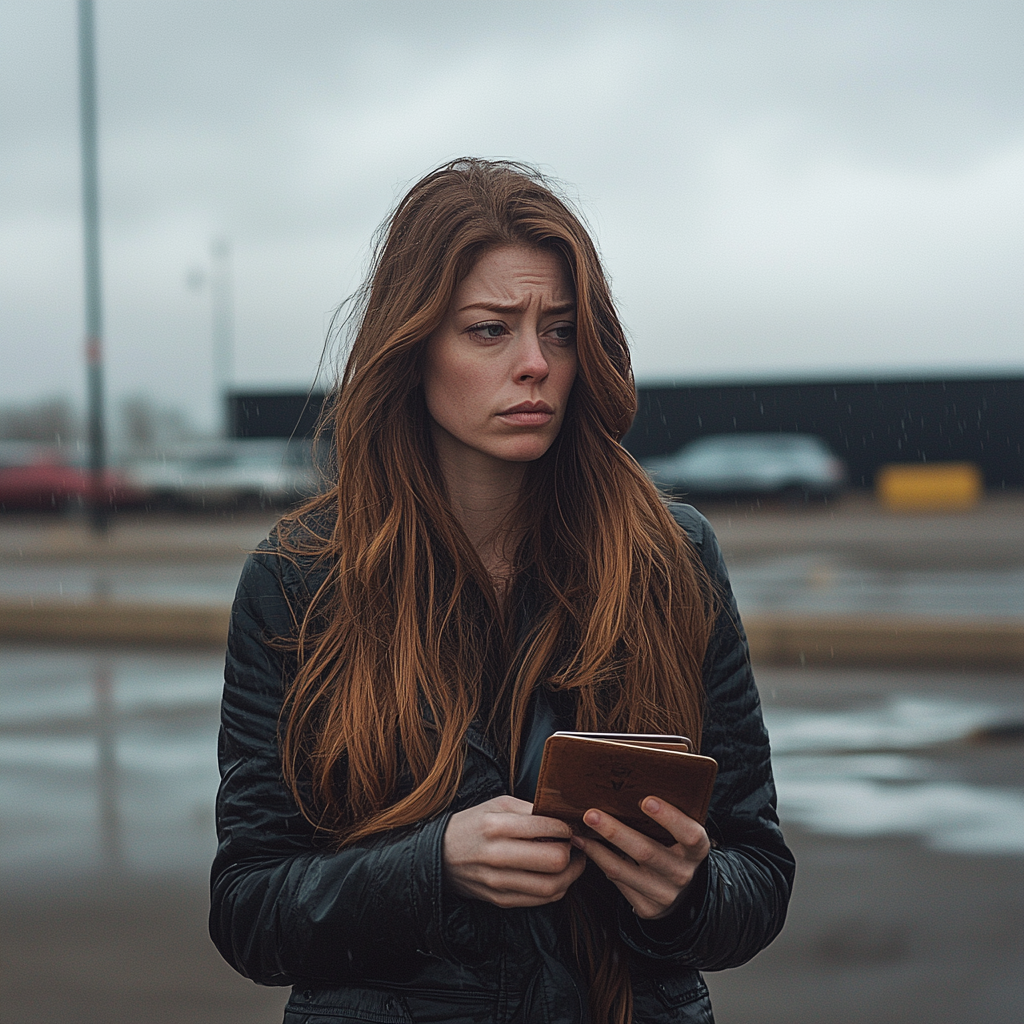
[
  {"xmin": 584, "ymin": 810, "xmax": 600, "ymax": 827},
  {"xmin": 643, "ymin": 798, "xmax": 661, "ymax": 814}
]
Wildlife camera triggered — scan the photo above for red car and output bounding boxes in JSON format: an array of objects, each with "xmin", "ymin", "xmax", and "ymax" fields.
[{"xmin": 0, "ymin": 444, "xmax": 144, "ymax": 512}]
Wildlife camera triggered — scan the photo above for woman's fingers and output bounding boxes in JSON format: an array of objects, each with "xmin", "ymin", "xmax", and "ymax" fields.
[
  {"xmin": 473, "ymin": 836, "xmax": 575, "ymax": 873},
  {"xmin": 449, "ymin": 848, "xmax": 586, "ymax": 906},
  {"xmin": 638, "ymin": 797, "xmax": 709, "ymax": 848},
  {"xmin": 460, "ymin": 852, "xmax": 587, "ymax": 906},
  {"xmin": 477, "ymin": 795, "xmax": 575, "ymax": 842},
  {"xmin": 443, "ymin": 795, "xmax": 583, "ymax": 906},
  {"xmin": 443, "ymin": 792, "xmax": 710, "ymax": 913},
  {"xmin": 577, "ymin": 831, "xmax": 685, "ymax": 912},
  {"xmin": 574, "ymin": 800, "xmax": 711, "ymax": 919},
  {"xmin": 585, "ymin": 801, "xmax": 703, "ymax": 860}
]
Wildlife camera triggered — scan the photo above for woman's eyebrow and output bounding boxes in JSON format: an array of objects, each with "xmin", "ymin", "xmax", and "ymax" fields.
[{"xmin": 458, "ymin": 299, "xmax": 576, "ymax": 315}]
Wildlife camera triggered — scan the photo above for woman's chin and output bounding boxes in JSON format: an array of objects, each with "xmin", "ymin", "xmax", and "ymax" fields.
[{"xmin": 493, "ymin": 439, "xmax": 557, "ymax": 465}]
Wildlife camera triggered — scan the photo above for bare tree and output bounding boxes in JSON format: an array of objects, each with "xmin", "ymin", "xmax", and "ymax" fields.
[{"xmin": 0, "ymin": 398, "xmax": 80, "ymax": 446}]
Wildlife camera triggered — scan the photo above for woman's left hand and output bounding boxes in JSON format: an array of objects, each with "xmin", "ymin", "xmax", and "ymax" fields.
[{"xmin": 572, "ymin": 797, "xmax": 711, "ymax": 920}]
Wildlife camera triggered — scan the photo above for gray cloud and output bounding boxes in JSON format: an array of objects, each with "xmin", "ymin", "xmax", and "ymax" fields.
[{"xmin": 1, "ymin": 0, "xmax": 1022, "ymax": 427}]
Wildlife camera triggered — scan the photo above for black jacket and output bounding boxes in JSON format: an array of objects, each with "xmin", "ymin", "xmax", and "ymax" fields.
[{"xmin": 210, "ymin": 503, "xmax": 794, "ymax": 1023}]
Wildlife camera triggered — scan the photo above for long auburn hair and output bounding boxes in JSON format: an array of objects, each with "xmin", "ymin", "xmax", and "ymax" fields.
[{"xmin": 275, "ymin": 158, "xmax": 715, "ymax": 1023}]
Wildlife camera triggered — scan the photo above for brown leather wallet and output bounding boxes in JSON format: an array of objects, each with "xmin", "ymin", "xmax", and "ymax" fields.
[{"xmin": 531, "ymin": 732, "xmax": 718, "ymax": 844}]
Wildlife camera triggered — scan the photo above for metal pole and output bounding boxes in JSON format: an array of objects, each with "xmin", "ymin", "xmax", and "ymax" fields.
[
  {"xmin": 210, "ymin": 237, "xmax": 234, "ymax": 437},
  {"xmin": 77, "ymin": 0, "xmax": 107, "ymax": 534}
]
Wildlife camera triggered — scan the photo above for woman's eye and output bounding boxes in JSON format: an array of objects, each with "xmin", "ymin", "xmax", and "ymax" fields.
[
  {"xmin": 550, "ymin": 324, "xmax": 577, "ymax": 344},
  {"xmin": 469, "ymin": 322, "xmax": 506, "ymax": 339}
]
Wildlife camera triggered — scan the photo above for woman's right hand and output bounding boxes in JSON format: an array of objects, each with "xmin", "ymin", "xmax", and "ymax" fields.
[{"xmin": 443, "ymin": 795, "xmax": 586, "ymax": 907}]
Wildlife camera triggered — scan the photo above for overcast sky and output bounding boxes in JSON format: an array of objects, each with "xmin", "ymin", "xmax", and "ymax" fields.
[{"xmin": 2, "ymin": 0, "xmax": 1022, "ymax": 430}]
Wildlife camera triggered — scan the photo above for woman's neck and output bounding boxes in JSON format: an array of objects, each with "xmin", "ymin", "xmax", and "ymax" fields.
[{"xmin": 433, "ymin": 440, "xmax": 526, "ymax": 590}]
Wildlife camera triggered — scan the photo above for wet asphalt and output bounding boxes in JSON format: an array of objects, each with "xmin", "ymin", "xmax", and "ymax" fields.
[
  {"xmin": 1, "ymin": 655, "xmax": 1021, "ymax": 1023},
  {"xmin": 1, "ymin": 497, "xmax": 1021, "ymax": 1022}
]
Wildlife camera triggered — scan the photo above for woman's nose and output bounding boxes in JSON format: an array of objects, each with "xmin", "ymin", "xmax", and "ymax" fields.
[{"xmin": 514, "ymin": 330, "xmax": 549, "ymax": 382}]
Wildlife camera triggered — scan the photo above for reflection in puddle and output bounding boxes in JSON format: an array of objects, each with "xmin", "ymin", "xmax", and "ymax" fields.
[
  {"xmin": 1, "ymin": 651, "xmax": 1022, "ymax": 881},
  {"xmin": 776, "ymin": 774, "xmax": 1024, "ymax": 854},
  {"xmin": 730, "ymin": 554, "xmax": 1024, "ymax": 619},
  {"xmin": 765, "ymin": 695, "xmax": 1008, "ymax": 752},
  {"xmin": 0, "ymin": 561, "xmax": 244, "ymax": 605},
  {"xmin": 764, "ymin": 698, "xmax": 1024, "ymax": 854},
  {"xmin": 0, "ymin": 651, "xmax": 223, "ymax": 878}
]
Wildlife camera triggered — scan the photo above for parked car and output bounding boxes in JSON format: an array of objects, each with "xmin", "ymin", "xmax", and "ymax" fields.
[
  {"xmin": 0, "ymin": 442, "xmax": 144, "ymax": 512},
  {"xmin": 642, "ymin": 433, "xmax": 847, "ymax": 498},
  {"xmin": 127, "ymin": 438, "xmax": 319, "ymax": 509}
]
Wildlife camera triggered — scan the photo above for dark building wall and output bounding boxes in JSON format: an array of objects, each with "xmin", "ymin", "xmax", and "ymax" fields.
[
  {"xmin": 227, "ymin": 391, "xmax": 326, "ymax": 441},
  {"xmin": 228, "ymin": 378, "xmax": 1023, "ymax": 490},
  {"xmin": 622, "ymin": 377, "xmax": 1023, "ymax": 489}
]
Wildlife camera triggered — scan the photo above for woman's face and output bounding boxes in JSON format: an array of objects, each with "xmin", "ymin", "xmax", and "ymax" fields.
[{"xmin": 423, "ymin": 245, "xmax": 578, "ymax": 477}]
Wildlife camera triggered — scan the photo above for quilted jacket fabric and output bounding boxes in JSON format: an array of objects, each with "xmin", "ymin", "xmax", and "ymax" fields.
[{"xmin": 209, "ymin": 503, "xmax": 795, "ymax": 1023}]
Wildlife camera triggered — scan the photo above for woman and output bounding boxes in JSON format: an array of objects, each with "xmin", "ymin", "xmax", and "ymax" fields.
[{"xmin": 210, "ymin": 158, "xmax": 794, "ymax": 1024}]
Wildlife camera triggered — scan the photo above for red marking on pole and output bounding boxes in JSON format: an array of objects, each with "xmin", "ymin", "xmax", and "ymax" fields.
[{"xmin": 86, "ymin": 335, "xmax": 102, "ymax": 364}]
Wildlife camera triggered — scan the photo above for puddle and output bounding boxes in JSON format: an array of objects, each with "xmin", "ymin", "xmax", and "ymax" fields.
[
  {"xmin": 0, "ymin": 561, "xmax": 244, "ymax": 605},
  {"xmin": 763, "ymin": 697, "xmax": 1024, "ymax": 855},
  {"xmin": 0, "ymin": 650, "xmax": 226, "ymax": 726},
  {"xmin": 764, "ymin": 695, "xmax": 1010, "ymax": 753},
  {"xmin": 729, "ymin": 554, "xmax": 1024, "ymax": 619},
  {"xmin": 0, "ymin": 651, "xmax": 224, "ymax": 878},
  {"xmin": 1, "ymin": 652, "xmax": 1022, "ymax": 881}
]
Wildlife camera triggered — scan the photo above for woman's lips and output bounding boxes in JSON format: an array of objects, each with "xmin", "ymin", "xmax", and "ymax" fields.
[
  {"xmin": 498, "ymin": 410, "xmax": 554, "ymax": 426},
  {"xmin": 496, "ymin": 402, "xmax": 554, "ymax": 426}
]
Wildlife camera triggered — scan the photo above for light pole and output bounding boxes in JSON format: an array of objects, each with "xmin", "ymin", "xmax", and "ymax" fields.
[
  {"xmin": 187, "ymin": 238, "xmax": 235, "ymax": 436},
  {"xmin": 210, "ymin": 237, "xmax": 234, "ymax": 436},
  {"xmin": 77, "ymin": 0, "xmax": 107, "ymax": 534}
]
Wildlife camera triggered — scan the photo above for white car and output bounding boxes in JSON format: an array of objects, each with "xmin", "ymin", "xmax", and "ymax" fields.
[
  {"xmin": 128, "ymin": 438, "xmax": 319, "ymax": 508},
  {"xmin": 642, "ymin": 433, "xmax": 847, "ymax": 498}
]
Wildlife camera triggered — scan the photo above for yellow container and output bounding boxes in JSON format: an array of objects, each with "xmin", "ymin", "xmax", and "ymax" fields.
[{"xmin": 876, "ymin": 462, "xmax": 983, "ymax": 511}]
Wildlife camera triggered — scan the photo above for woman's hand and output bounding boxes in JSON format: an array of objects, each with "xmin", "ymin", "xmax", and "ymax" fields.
[
  {"xmin": 443, "ymin": 795, "xmax": 586, "ymax": 908},
  {"xmin": 572, "ymin": 797, "xmax": 711, "ymax": 920}
]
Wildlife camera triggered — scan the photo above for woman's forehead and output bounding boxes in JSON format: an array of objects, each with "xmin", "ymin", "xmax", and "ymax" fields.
[{"xmin": 453, "ymin": 246, "xmax": 575, "ymax": 311}]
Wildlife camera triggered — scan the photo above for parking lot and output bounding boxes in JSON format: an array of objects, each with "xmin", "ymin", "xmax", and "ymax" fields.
[{"xmin": 1, "ymin": 495, "xmax": 1021, "ymax": 1022}]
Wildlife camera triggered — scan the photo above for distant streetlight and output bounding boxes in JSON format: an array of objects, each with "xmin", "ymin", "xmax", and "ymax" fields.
[
  {"xmin": 77, "ymin": 0, "xmax": 107, "ymax": 534},
  {"xmin": 186, "ymin": 237, "xmax": 235, "ymax": 437},
  {"xmin": 210, "ymin": 238, "xmax": 234, "ymax": 436}
]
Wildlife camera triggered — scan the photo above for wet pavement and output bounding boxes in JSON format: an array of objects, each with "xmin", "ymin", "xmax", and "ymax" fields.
[
  {"xmin": 1, "ymin": 648, "xmax": 1021, "ymax": 1022},
  {"xmin": 2, "ymin": 497, "xmax": 1021, "ymax": 620},
  {"xmin": 1, "ymin": 650, "xmax": 222, "ymax": 878},
  {"xmin": 2, "ymin": 549, "xmax": 1021, "ymax": 620},
  {"xmin": 706, "ymin": 665, "xmax": 1024, "ymax": 1024},
  {"xmin": 2, "ymin": 652, "xmax": 1022, "ymax": 878},
  {"xmin": 1, "ymin": 499, "xmax": 1022, "ymax": 1021},
  {"xmin": 0, "ymin": 561, "xmax": 243, "ymax": 605},
  {"xmin": 730, "ymin": 555, "xmax": 1023, "ymax": 619}
]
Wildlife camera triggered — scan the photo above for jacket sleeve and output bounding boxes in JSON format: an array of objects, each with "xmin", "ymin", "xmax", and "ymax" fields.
[
  {"xmin": 617, "ymin": 505, "xmax": 795, "ymax": 970},
  {"xmin": 208, "ymin": 548, "xmax": 471, "ymax": 986}
]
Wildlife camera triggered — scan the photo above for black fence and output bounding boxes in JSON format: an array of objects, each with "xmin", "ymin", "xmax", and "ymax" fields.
[
  {"xmin": 227, "ymin": 377, "xmax": 1023, "ymax": 490},
  {"xmin": 622, "ymin": 376, "xmax": 1023, "ymax": 489}
]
